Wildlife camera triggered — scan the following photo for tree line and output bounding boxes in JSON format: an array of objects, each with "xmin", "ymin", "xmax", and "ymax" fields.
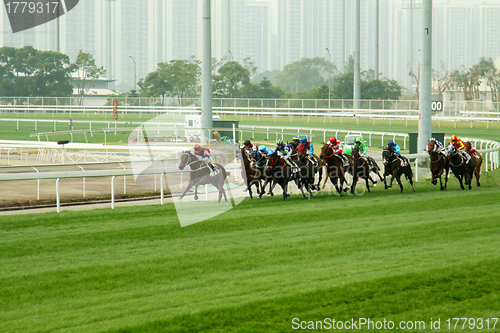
[
  {"xmin": 0, "ymin": 46, "xmax": 104, "ymax": 98},
  {"xmin": 137, "ymin": 55, "xmax": 403, "ymax": 101}
]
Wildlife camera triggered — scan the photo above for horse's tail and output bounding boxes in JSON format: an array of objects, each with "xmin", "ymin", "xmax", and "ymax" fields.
[{"xmin": 405, "ymin": 163, "xmax": 413, "ymax": 181}]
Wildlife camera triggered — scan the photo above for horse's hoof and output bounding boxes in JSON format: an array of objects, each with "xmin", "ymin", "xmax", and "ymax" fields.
[
  {"xmin": 194, "ymin": 196, "xmax": 199, "ymax": 200},
  {"xmin": 385, "ymin": 185, "xmax": 389, "ymax": 190},
  {"xmin": 440, "ymin": 186, "xmax": 444, "ymax": 191},
  {"xmin": 432, "ymin": 180, "xmax": 437, "ymax": 185},
  {"xmin": 478, "ymin": 183, "xmax": 481, "ymax": 187}
]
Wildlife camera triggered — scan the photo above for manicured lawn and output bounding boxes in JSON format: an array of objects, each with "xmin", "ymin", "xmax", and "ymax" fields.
[{"xmin": 1, "ymin": 169, "xmax": 500, "ymax": 332}]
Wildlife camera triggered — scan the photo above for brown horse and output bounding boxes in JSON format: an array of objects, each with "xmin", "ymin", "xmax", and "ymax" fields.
[
  {"xmin": 296, "ymin": 146, "xmax": 317, "ymax": 198},
  {"xmin": 465, "ymin": 142, "xmax": 482, "ymax": 187},
  {"xmin": 178, "ymin": 151, "xmax": 229, "ymax": 202},
  {"xmin": 382, "ymin": 149, "xmax": 415, "ymax": 193},
  {"xmin": 239, "ymin": 147, "xmax": 262, "ymax": 199},
  {"xmin": 259, "ymin": 151, "xmax": 292, "ymax": 200},
  {"xmin": 350, "ymin": 147, "xmax": 376, "ymax": 194},
  {"xmin": 319, "ymin": 144, "xmax": 352, "ymax": 195},
  {"xmin": 445, "ymin": 145, "xmax": 476, "ymax": 190},
  {"xmin": 250, "ymin": 150, "xmax": 275, "ymax": 196},
  {"xmin": 427, "ymin": 141, "xmax": 449, "ymax": 190}
]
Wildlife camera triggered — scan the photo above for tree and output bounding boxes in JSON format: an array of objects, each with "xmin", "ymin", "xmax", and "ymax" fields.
[
  {"xmin": 331, "ymin": 73, "xmax": 402, "ymax": 100},
  {"xmin": 432, "ymin": 61, "xmax": 452, "ymax": 101},
  {"xmin": 139, "ymin": 59, "xmax": 201, "ymax": 99},
  {"xmin": 212, "ymin": 61, "xmax": 250, "ymax": 98},
  {"xmin": 331, "ymin": 73, "xmax": 354, "ymax": 99},
  {"xmin": 276, "ymin": 57, "xmax": 334, "ymax": 93},
  {"xmin": 0, "ymin": 46, "xmax": 73, "ymax": 97},
  {"xmin": 409, "ymin": 63, "xmax": 420, "ymax": 99},
  {"xmin": 74, "ymin": 50, "xmax": 106, "ymax": 97},
  {"xmin": 235, "ymin": 77, "xmax": 285, "ymax": 99}
]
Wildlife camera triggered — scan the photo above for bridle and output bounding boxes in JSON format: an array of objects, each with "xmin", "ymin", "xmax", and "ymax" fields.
[
  {"xmin": 180, "ymin": 152, "xmax": 206, "ymax": 172},
  {"xmin": 427, "ymin": 142, "xmax": 443, "ymax": 164}
]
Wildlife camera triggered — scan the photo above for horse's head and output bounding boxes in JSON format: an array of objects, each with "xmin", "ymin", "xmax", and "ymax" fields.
[
  {"xmin": 447, "ymin": 144, "xmax": 457, "ymax": 157},
  {"xmin": 319, "ymin": 144, "xmax": 331, "ymax": 160},
  {"xmin": 178, "ymin": 151, "xmax": 193, "ymax": 170},
  {"xmin": 427, "ymin": 141, "xmax": 437, "ymax": 153},
  {"xmin": 351, "ymin": 147, "xmax": 360, "ymax": 160},
  {"xmin": 464, "ymin": 141, "xmax": 472, "ymax": 153},
  {"xmin": 297, "ymin": 144, "xmax": 307, "ymax": 159},
  {"xmin": 382, "ymin": 148, "xmax": 392, "ymax": 164}
]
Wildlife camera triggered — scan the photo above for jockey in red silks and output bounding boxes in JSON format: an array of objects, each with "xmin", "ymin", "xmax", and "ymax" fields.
[
  {"xmin": 192, "ymin": 143, "xmax": 218, "ymax": 175},
  {"xmin": 328, "ymin": 136, "xmax": 349, "ymax": 166}
]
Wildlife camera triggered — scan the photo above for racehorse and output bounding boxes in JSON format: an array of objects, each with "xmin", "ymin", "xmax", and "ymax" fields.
[
  {"xmin": 381, "ymin": 149, "xmax": 416, "ymax": 193},
  {"xmin": 427, "ymin": 141, "xmax": 449, "ymax": 190},
  {"xmin": 319, "ymin": 144, "xmax": 352, "ymax": 195},
  {"xmin": 350, "ymin": 147, "xmax": 377, "ymax": 194},
  {"xmin": 296, "ymin": 145, "xmax": 317, "ymax": 197},
  {"xmin": 259, "ymin": 151, "xmax": 292, "ymax": 200},
  {"xmin": 250, "ymin": 150, "xmax": 274, "ymax": 196},
  {"xmin": 239, "ymin": 146, "xmax": 263, "ymax": 199},
  {"xmin": 445, "ymin": 145, "xmax": 475, "ymax": 190},
  {"xmin": 465, "ymin": 141, "xmax": 482, "ymax": 187},
  {"xmin": 178, "ymin": 151, "xmax": 229, "ymax": 203}
]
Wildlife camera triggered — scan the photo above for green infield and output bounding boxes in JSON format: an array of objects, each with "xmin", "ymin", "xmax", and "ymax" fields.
[
  {"xmin": 1, "ymin": 169, "xmax": 500, "ymax": 332},
  {"xmin": 1, "ymin": 113, "xmax": 499, "ymax": 148}
]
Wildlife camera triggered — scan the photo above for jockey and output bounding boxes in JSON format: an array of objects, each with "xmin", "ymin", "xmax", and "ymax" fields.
[
  {"xmin": 450, "ymin": 135, "xmax": 471, "ymax": 163},
  {"xmin": 354, "ymin": 137, "xmax": 368, "ymax": 156},
  {"xmin": 258, "ymin": 144, "xmax": 274, "ymax": 157},
  {"xmin": 275, "ymin": 139, "xmax": 298, "ymax": 173},
  {"xmin": 387, "ymin": 140, "xmax": 407, "ymax": 166},
  {"xmin": 291, "ymin": 136, "xmax": 301, "ymax": 151},
  {"xmin": 300, "ymin": 136, "xmax": 318, "ymax": 166},
  {"xmin": 193, "ymin": 143, "xmax": 218, "ymax": 176},
  {"xmin": 328, "ymin": 136, "xmax": 349, "ymax": 166},
  {"xmin": 428, "ymin": 137, "xmax": 446, "ymax": 156},
  {"xmin": 243, "ymin": 139, "xmax": 256, "ymax": 151}
]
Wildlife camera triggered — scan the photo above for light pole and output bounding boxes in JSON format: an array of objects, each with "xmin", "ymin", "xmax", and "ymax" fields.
[
  {"xmin": 326, "ymin": 48, "xmax": 332, "ymax": 109},
  {"xmin": 229, "ymin": 50, "xmax": 233, "ymax": 62},
  {"xmin": 129, "ymin": 56, "xmax": 136, "ymax": 92}
]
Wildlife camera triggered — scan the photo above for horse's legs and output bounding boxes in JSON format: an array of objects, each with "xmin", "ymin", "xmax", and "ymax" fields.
[
  {"xmin": 408, "ymin": 172, "xmax": 416, "ymax": 192},
  {"xmin": 364, "ymin": 176, "xmax": 371, "ymax": 193},
  {"xmin": 282, "ymin": 181, "xmax": 288, "ymax": 200},
  {"xmin": 259, "ymin": 179, "xmax": 270, "ymax": 199},
  {"xmin": 438, "ymin": 175, "xmax": 444, "ymax": 190},
  {"xmin": 475, "ymin": 168, "xmax": 481, "ymax": 187},
  {"xmin": 179, "ymin": 180, "xmax": 196, "ymax": 200},
  {"xmin": 194, "ymin": 184, "xmax": 199, "ymax": 200},
  {"xmin": 396, "ymin": 174, "xmax": 404, "ymax": 193},
  {"xmin": 316, "ymin": 166, "xmax": 323, "ymax": 191},
  {"xmin": 351, "ymin": 175, "xmax": 358, "ymax": 194}
]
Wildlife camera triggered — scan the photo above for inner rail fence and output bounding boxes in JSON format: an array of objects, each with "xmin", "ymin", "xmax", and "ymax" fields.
[{"xmin": 1, "ymin": 97, "xmax": 499, "ymax": 114}]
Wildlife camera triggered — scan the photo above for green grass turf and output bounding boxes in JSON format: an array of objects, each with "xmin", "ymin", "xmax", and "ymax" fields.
[
  {"xmin": 1, "ymin": 169, "xmax": 500, "ymax": 332},
  {"xmin": 1, "ymin": 113, "xmax": 498, "ymax": 149}
]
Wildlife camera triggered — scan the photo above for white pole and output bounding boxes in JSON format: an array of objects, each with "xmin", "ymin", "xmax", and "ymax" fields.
[
  {"xmin": 201, "ymin": 0, "xmax": 213, "ymax": 142},
  {"xmin": 353, "ymin": 0, "xmax": 361, "ymax": 110},
  {"xmin": 160, "ymin": 173, "xmax": 164, "ymax": 205},
  {"xmin": 375, "ymin": 0, "xmax": 379, "ymax": 80},
  {"xmin": 343, "ymin": 0, "xmax": 346, "ymax": 74},
  {"xmin": 56, "ymin": 178, "xmax": 60, "ymax": 213},
  {"xmin": 111, "ymin": 175, "xmax": 116, "ymax": 209},
  {"xmin": 418, "ymin": 0, "xmax": 433, "ymax": 154},
  {"xmin": 227, "ymin": 0, "xmax": 231, "ymax": 60}
]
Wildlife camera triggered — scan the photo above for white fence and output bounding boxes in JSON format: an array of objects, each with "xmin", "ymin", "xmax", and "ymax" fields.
[{"xmin": 1, "ymin": 97, "xmax": 499, "ymax": 113}]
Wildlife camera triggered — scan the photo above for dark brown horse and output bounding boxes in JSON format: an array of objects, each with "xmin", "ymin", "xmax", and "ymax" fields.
[
  {"xmin": 382, "ymin": 149, "xmax": 415, "ymax": 193},
  {"xmin": 465, "ymin": 142, "xmax": 482, "ymax": 187},
  {"xmin": 259, "ymin": 151, "xmax": 292, "ymax": 200},
  {"xmin": 296, "ymin": 146, "xmax": 317, "ymax": 198},
  {"xmin": 178, "ymin": 151, "xmax": 229, "ymax": 202},
  {"xmin": 350, "ymin": 147, "xmax": 376, "ymax": 194},
  {"xmin": 319, "ymin": 144, "xmax": 352, "ymax": 195},
  {"xmin": 445, "ymin": 145, "xmax": 475, "ymax": 190},
  {"xmin": 250, "ymin": 150, "xmax": 274, "ymax": 196},
  {"xmin": 239, "ymin": 147, "xmax": 261, "ymax": 199},
  {"xmin": 427, "ymin": 141, "xmax": 449, "ymax": 190}
]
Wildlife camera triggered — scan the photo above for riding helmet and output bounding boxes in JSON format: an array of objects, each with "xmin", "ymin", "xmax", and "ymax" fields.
[
  {"xmin": 329, "ymin": 136, "xmax": 337, "ymax": 144},
  {"xmin": 388, "ymin": 140, "xmax": 394, "ymax": 146},
  {"xmin": 194, "ymin": 143, "xmax": 201, "ymax": 149},
  {"xmin": 300, "ymin": 136, "xmax": 308, "ymax": 143},
  {"xmin": 244, "ymin": 139, "xmax": 251, "ymax": 146},
  {"xmin": 259, "ymin": 145, "xmax": 267, "ymax": 152},
  {"xmin": 451, "ymin": 135, "xmax": 457, "ymax": 142},
  {"xmin": 293, "ymin": 136, "xmax": 300, "ymax": 141},
  {"xmin": 355, "ymin": 137, "xmax": 361, "ymax": 143},
  {"xmin": 276, "ymin": 139, "xmax": 284, "ymax": 146}
]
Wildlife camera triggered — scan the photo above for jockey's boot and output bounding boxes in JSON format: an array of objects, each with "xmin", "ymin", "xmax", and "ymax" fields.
[
  {"xmin": 464, "ymin": 152, "xmax": 471, "ymax": 164},
  {"xmin": 309, "ymin": 156, "xmax": 318, "ymax": 167},
  {"xmin": 399, "ymin": 156, "xmax": 407, "ymax": 167},
  {"xmin": 209, "ymin": 163, "xmax": 218, "ymax": 176},
  {"xmin": 341, "ymin": 154, "xmax": 349, "ymax": 167}
]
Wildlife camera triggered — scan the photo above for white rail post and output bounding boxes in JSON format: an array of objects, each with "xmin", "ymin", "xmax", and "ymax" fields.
[
  {"xmin": 78, "ymin": 166, "xmax": 86, "ymax": 197},
  {"xmin": 111, "ymin": 175, "xmax": 116, "ymax": 209},
  {"xmin": 32, "ymin": 167, "xmax": 40, "ymax": 200},
  {"xmin": 160, "ymin": 173, "xmax": 165, "ymax": 205},
  {"xmin": 415, "ymin": 158, "xmax": 419, "ymax": 182},
  {"xmin": 56, "ymin": 178, "xmax": 61, "ymax": 213},
  {"xmin": 205, "ymin": 184, "xmax": 208, "ymax": 201}
]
